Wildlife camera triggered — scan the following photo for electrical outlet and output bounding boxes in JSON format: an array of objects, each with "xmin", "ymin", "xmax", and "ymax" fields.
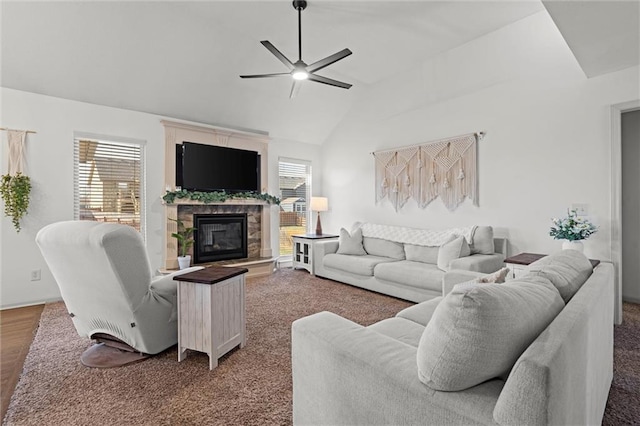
[
  {"xmin": 30, "ymin": 269, "xmax": 41, "ymax": 281},
  {"xmin": 571, "ymin": 203, "xmax": 589, "ymax": 216}
]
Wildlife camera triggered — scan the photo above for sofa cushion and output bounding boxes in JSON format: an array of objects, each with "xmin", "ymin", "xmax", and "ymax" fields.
[
  {"xmin": 404, "ymin": 244, "xmax": 439, "ymax": 264},
  {"xmin": 416, "ymin": 276, "xmax": 565, "ymax": 391},
  {"xmin": 336, "ymin": 227, "xmax": 367, "ymax": 256},
  {"xmin": 367, "ymin": 317, "xmax": 425, "ymax": 347},
  {"xmin": 374, "ymin": 261, "xmax": 444, "ymax": 292},
  {"xmin": 525, "ymin": 250, "xmax": 593, "ymax": 303},
  {"xmin": 437, "ymin": 236, "xmax": 470, "ymax": 271},
  {"xmin": 470, "ymin": 226, "xmax": 495, "ymax": 255},
  {"xmin": 363, "ymin": 237, "xmax": 405, "ymax": 260},
  {"xmin": 323, "ymin": 253, "xmax": 396, "ymax": 276},
  {"xmin": 396, "ymin": 297, "xmax": 443, "ymax": 327}
]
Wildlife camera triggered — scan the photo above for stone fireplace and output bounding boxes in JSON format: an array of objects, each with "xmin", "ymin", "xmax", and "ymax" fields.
[
  {"xmin": 165, "ymin": 199, "xmax": 272, "ymax": 271},
  {"xmin": 178, "ymin": 205, "xmax": 261, "ymax": 263}
]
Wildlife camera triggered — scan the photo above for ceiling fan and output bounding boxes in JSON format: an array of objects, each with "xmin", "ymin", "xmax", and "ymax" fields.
[{"xmin": 240, "ymin": 0, "xmax": 353, "ymax": 98}]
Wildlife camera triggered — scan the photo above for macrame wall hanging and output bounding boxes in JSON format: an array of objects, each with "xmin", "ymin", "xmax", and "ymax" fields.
[{"xmin": 373, "ymin": 132, "xmax": 483, "ymax": 212}]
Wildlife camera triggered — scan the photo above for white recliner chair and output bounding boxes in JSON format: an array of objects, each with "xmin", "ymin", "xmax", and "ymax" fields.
[{"xmin": 36, "ymin": 221, "xmax": 203, "ymax": 367}]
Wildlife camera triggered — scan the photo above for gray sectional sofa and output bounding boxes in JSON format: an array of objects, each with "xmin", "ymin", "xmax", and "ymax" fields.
[
  {"xmin": 314, "ymin": 224, "xmax": 506, "ymax": 302},
  {"xmin": 292, "ymin": 250, "xmax": 614, "ymax": 425}
]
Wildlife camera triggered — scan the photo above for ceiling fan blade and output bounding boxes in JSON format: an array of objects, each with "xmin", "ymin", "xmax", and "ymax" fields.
[
  {"xmin": 261, "ymin": 40, "xmax": 295, "ymax": 70},
  {"xmin": 308, "ymin": 74, "xmax": 352, "ymax": 89},
  {"xmin": 290, "ymin": 80, "xmax": 302, "ymax": 99},
  {"xmin": 307, "ymin": 48, "xmax": 352, "ymax": 73},
  {"xmin": 240, "ymin": 72, "xmax": 290, "ymax": 79}
]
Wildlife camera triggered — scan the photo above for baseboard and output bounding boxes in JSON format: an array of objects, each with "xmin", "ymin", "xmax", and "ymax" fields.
[
  {"xmin": 622, "ymin": 296, "xmax": 640, "ymax": 305},
  {"xmin": 276, "ymin": 258, "xmax": 293, "ymax": 269},
  {"xmin": 1, "ymin": 297, "xmax": 63, "ymax": 311}
]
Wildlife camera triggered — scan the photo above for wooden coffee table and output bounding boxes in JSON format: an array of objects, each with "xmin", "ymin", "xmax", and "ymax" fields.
[{"xmin": 174, "ymin": 266, "xmax": 248, "ymax": 370}]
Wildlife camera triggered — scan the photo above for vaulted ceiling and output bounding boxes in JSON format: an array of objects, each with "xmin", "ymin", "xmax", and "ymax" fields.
[{"xmin": 2, "ymin": 1, "xmax": 638, "ymax": 144}]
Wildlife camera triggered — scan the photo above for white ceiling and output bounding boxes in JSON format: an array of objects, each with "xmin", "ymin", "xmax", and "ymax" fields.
[
  {"xmin": 543, "ymin": 0, "xmax": 640, "ymax": 78},
  {"xmin": 1, "ymin": 1, "xmax": 638, "ymax": 144}
]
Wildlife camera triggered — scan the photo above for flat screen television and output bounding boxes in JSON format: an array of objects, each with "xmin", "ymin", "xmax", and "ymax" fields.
[{"xmin": 176, "ymin": 142, "xmax": 260, "ymax": 193}]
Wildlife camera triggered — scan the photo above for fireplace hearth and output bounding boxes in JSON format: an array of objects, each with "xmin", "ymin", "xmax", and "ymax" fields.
[{"xmin": 193, "ymin": 214, "xmax": 248, "ymax": 263}]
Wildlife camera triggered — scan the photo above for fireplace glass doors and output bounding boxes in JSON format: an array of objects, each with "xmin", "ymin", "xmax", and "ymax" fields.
[{"xmin": 193, "ymin": 214, "xmax": 248, "ymax": 263}]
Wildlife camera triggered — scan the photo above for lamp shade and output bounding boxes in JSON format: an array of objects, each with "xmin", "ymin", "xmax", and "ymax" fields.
[{"xmin": 310, "ymin": 197, "xmax": 328, "ymax": 212}]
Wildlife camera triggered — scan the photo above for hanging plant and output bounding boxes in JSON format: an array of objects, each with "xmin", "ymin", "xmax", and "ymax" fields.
[{"xmin": 0, "ymin": 172, "xmax": 31, "ymax": 232}]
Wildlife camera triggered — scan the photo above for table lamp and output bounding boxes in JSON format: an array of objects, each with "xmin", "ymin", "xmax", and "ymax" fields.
[{"xmin": 310, "ymin": 197, "xmax": 328, "ymax": 235}]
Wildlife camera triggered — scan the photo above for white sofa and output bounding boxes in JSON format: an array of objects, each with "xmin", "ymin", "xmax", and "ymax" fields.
[
  {"xmin": 314, "ymin": 223, "xmax": 506, "ymax": 302},
  {"xmin": 292, "ymin": 250, "xmax": 614, "ymax": 425}
]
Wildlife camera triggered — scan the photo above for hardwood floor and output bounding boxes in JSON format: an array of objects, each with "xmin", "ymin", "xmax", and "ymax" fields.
[{"xmin": 0, "ymin": 304, "xmax": 44, "ymax": 421}]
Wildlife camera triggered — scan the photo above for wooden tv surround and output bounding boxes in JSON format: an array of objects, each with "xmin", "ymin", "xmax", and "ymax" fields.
[{"xmin": 161, "ymin": 119, "xmax": 274, "ymax": 277}]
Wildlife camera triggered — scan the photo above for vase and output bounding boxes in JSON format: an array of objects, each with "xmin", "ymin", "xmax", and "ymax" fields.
[
  {"xmin": 562, "ymin": 240, "xmax": 584, "ymax": 252},
  {"xmin": 177, "ymin": 255, "xmax": 191, "ymax": 270}
]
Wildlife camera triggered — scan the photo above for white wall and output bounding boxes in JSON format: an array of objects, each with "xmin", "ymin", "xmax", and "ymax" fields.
[
  {"xmin": 0, "ymin": 88, "xmax": 321, "ymax": 308},
  {"xmin": 320, "ymin": 11, "xmax": 640, "ymax": 262}
]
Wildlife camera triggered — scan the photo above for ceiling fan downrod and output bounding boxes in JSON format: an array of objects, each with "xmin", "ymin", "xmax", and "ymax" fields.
[{"xmin": 293, "ymin": 0, "xmax": 307, "ymax": 62}]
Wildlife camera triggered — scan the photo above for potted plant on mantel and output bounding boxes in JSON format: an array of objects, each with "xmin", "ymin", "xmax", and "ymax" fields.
[{"xmin": 170, "ymin": 218, "xmax": 197, "ymax": 270}]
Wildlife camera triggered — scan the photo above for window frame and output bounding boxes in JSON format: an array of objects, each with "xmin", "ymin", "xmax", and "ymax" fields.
[
  {"xmin": 278, "ymin": 157, "xmax": 312, "ymax": 258},
  {"xmin": 73, "ymin": 132, "xmax": 147, "ymax": 240}
]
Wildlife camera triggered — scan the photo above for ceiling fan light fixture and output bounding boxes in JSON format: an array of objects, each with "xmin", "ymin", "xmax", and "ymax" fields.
[{"xmin": 292, "ymin": 70, "xmax": 308, "ymax": 80}]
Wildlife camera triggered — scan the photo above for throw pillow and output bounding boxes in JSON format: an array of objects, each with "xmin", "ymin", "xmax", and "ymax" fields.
[
  {"xmin": 336, "ymin": 227, "xmax": 367, "ymax": 256},
  {"xmin": 437, "ymin": 236, "xmax": 470, "ymax": 271},
  {"xmin": 469, "ymin": 226, "xmax": 495, "ymax": 255},
  {"xmin": 477, "ymin": 267, "xmax": 510, "ymax": 283},
  {"xmin": 526, "ymin": 250, "xmax": 593, "ymax": 303},
  {"xmin": 450, "ymin": 268, "xmax": 509, "ymax": 294},
  {"xmin": 417, "ymin": 276, "xmax": 565, "ymax": 391}
]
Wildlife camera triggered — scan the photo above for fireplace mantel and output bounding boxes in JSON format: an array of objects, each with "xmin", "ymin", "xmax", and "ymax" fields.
[{"xmin": 161, "ymin": 120, "xmax": 272, "ymax": 270}]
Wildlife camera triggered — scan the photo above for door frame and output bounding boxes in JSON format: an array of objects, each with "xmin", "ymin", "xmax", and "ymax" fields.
[{"xmin": 610, "ymin": 100, "xmax": 640, "ymax": 324}]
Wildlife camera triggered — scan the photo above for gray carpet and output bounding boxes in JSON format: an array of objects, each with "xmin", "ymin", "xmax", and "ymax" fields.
[
  {"xmin": 3, "ymin": 269, "xmax": 410, "ymax": 425},
  {"xmin": 603, "ymin": 302, "xmax": 640, "ymax": 425},
  {"xmin": 3, "ymin": 269, "xmax": 638, "ymax": 425}
]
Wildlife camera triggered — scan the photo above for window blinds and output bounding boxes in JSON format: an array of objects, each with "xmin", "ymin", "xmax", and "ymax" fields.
[
  {"xmin": 74, "ymin": 138, "xmax": 144, "ymax": 233},
  {"xmin": 278, "ymin": 159, "xmax": 312, "ymax": 255}
]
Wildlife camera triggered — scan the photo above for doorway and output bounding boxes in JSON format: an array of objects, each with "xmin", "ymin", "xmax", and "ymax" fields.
[
  {"xmin": 611, "ymin": 100, "xmax": 640, "ymax": 324},
  {"xmin": 621, "ymin": 110, "xmax": 640, "ymax": 304}
]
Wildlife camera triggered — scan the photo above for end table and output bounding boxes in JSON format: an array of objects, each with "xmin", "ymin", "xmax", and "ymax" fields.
[
  {"xmin": 174, "ymin": 266, "xmax": 248, "ymax": 370},
  {"xmin": 292, "ymin": 233, "xmax": 339, "ymax": 275}
]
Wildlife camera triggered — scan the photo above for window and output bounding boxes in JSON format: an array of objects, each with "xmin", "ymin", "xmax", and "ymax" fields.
[
  {"xmin": 278, "ymin": 158, "xmax": 311, "ymax": 256},
  {"xmin": 74, "ymin": 136, "xmax": 145, "ymax": 235}
]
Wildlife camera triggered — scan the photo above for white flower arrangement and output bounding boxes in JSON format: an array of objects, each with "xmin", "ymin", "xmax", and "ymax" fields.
[{"xmin": 549, "ymin": 209, "xmax": 597, "ymax": 241}]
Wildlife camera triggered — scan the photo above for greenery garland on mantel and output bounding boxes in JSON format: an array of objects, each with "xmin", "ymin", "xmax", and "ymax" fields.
[{"xmin": 162, "ymin": 189, "xmax": 280, "ymax": 205}]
